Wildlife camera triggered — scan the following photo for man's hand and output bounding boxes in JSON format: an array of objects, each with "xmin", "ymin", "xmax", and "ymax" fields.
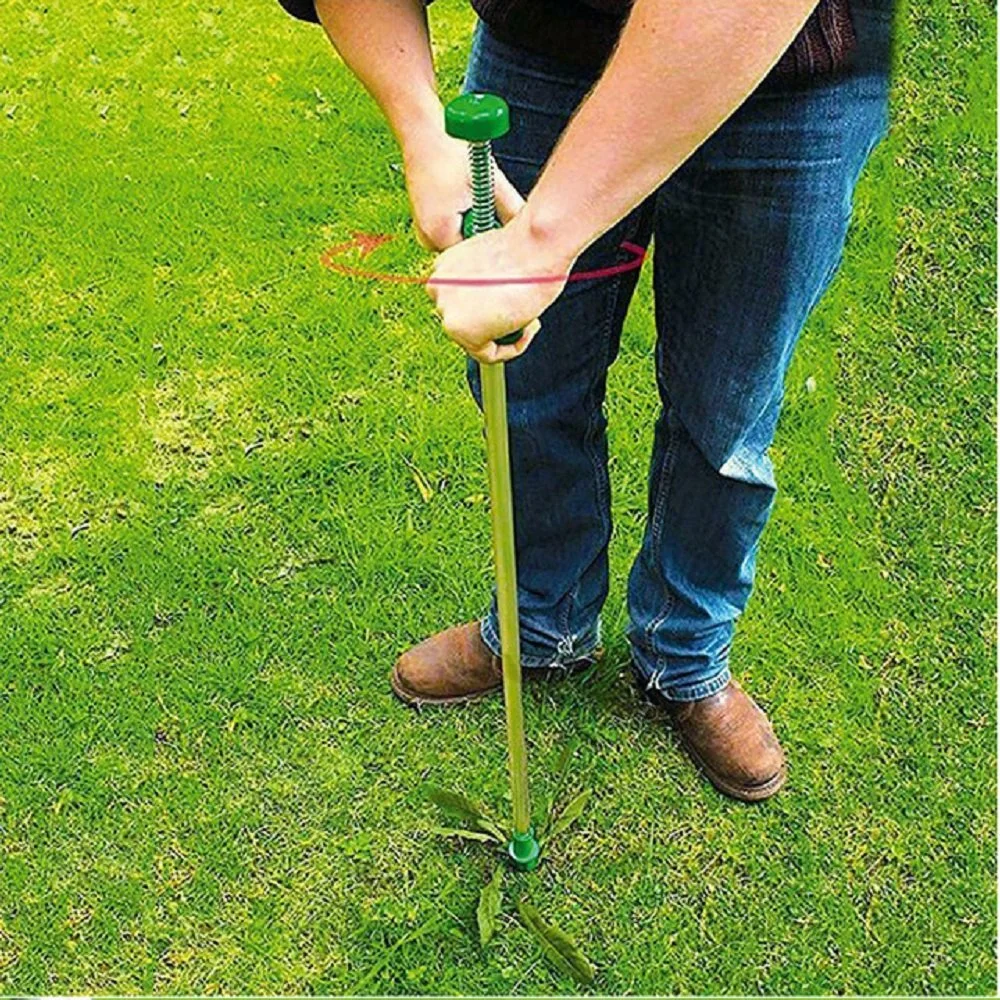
[
  {"xmin": 426, "ymin": 214, "xmax": 576, "ymax": 364},
  {"xmin": 404, "ymin": 129, "xmax": 524, "ymax": 252},
  {"xmin": 313, "ymin": 0, "xmax": 522, "ymax": 251}
]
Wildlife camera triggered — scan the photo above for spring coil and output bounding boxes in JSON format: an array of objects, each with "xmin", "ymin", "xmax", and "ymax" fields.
[{"xmin": 468, "ymin": 140, "xmax": 495, "ymax": 235}]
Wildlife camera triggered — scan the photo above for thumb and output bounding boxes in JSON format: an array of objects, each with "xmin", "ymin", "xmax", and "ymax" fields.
[{"xmin": 493, "ymin": 163, "xmax": 526, "ymax": 225}]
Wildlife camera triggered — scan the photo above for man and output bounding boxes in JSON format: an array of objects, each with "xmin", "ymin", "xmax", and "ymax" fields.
[{"xmin": 278, "ymin": 0, "xmax": 891, "ymax": 801}]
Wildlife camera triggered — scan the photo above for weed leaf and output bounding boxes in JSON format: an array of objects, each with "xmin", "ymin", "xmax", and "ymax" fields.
[
  {"xmin": 547, "ymin": 789, "xmax": 592, "ymax": 841},
  {"xmin": 516, "ymin": 900, "xmax": 595, "ymax": 985},
  {"xmin": 473, "ymin": 818, "xmax": 508, "ymax": 843},
  {"xmin": 477, "ymin": 866, "xmax": 504, "ymax": 946},
  {"xmin": 425, "ymin": 786, "xmax": 505, "ymax": 842},
  {"xmin": 539, "ymin": 740, "xmax": 577, "ymax": 839}
]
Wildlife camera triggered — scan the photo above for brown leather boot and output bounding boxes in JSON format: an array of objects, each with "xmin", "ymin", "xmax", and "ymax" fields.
[
  {"xmin": 663, "ymin": 680, "xmax": 786, "ymax": 802},
  {"xmin": 390, "ymin": 622, "xmax": 594, "ymax": 707}
]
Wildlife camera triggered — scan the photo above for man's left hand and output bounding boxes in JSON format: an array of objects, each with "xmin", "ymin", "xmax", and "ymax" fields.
[{"xmin": 426, "ymin": 216, "xmax": 575, "ymax": 364}]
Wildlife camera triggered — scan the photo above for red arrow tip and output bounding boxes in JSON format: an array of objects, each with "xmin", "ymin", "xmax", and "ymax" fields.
[{"xmin": 351, "ymin": 231, "xmax": 393, "ymax": 256}]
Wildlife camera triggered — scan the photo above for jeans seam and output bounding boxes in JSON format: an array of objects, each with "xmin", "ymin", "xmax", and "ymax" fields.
[
  {"xmin": 644, "ymin": 403, "xmax": 680, "ymax": 641},
  {"xmin": 588, "ymin": 269, "xmax": 619, "ymax": 544},
  {"xmin": 557, "ymin": 578, "xmax": 580, "ymax": 639},
  {"xmin": 492, "ymin": 256, "xmax": 625, "ymax": 662},
  {"xmin": 557, "ymin": 229, "xmax": 627, "ymax": 648},
  {"xmin": 481, "ymin": 234, "xmax": 630, "ymax": 668}
]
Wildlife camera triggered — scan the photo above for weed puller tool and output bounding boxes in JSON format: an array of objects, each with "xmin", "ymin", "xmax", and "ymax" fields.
[{"xmin": 445, "ymin": 93, "xmax": 540, "ymax": 873}]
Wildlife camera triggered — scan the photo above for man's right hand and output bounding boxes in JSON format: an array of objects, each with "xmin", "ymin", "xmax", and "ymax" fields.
[{"xmin": 403, "ymin": 129, "xmax": 524, "ymax": 252}]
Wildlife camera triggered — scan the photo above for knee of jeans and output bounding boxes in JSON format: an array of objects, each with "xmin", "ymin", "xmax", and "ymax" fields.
[
  {"xmin": 677, "ymin": 406, "xmax": 778, "ymax": 491},
  {"xmin": 716, "ymin": 443, "xmax": 777, "ymax": 490}
]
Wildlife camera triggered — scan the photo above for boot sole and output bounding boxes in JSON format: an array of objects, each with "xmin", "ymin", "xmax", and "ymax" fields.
[
  {"xmin": 389, "ymin": 654, "xmax": 600, "ymax": 709},
  {"xmin": 675, "ymin": 729, "xmax": 787, "ymax": 802},
  {"xmin": 390, "ymin": 665, "xmax": 502, "ymax": 707}
]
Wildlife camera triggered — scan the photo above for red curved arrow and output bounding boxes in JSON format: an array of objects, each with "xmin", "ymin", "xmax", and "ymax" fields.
[{"xmin": 320, "ymin": 232, "xmax": 646, "ymax": 286}]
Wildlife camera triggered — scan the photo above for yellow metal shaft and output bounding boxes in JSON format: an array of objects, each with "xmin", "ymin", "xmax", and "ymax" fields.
[{"xmin": 480, "ymin": 359, "xmax": 531, "ymax": 837}]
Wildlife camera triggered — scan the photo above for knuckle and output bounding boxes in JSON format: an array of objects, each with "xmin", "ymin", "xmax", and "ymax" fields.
[{"xmin": 428, "ymin": 222, "xmax": 459, "ymax": 250}]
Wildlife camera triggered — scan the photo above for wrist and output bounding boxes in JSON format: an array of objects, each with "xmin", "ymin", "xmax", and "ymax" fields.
[
  {"xmin": 394, "ymin": 98, "xmax": 448, "ymax": 162},
  {"xmin": 510, "ymin": 198, "xmax": 583, "ymax": 276}
]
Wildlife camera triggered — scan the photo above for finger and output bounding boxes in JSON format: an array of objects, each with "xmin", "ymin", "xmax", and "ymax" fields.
[
  {"xmin": 499, "ymin": 328, "xmax": 537, "ymax": 361},
  {"xmin": 514, "ymin": 323, "xmax": 539, "ymax": 354},
  {"xmin": 472, "ymin": 341, "xmax": 501, "ymax": 365},
  {"xmin": 414, "ymin": 218, "xmax": 463, "ymax": 252},
  {"xmin": 492, "ymin": 344, "xmax": 524, "ymax": 363},
  {"xmin": 493, "ymin": 164, "xmax": 526, "ymax": 225},
  {"xmin": 481, "ymin": 321, "xmax": 540, "ymax": 364},
  {"xmin": 497, "ymin": 319, "xmax": 540, "ymax": 352}
]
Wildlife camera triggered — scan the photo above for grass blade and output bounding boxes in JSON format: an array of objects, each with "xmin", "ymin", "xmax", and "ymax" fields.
[
  {"xmin": 477, "ymin": 865, "xmax": 504, "ymax": 947},
  {"xmin": 547, "ymin": 788, "xmax": 592, "ymax": 841},
  {"xmin": 516, "ymin": 900, "xmax": 595, "ymax": 985}
]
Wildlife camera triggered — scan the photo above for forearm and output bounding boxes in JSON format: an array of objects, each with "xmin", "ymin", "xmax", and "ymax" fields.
[
  {"xmin": 519, "ymin": 0, "xmax": 820, "ymax": 262},
  {"xmin": 314, "ymin": 0, "xmax": 442, "ymax": 155}
]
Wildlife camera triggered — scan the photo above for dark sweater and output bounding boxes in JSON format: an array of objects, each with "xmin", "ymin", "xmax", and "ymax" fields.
[{"xmin": 277, "ymin": 0, "xmax": 855, "ymax": 80}]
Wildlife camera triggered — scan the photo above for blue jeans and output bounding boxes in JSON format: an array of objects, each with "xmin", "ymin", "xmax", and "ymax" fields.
[{"xmin": 464, "ymin": 3, "xmax": 892, "ymax": 701}]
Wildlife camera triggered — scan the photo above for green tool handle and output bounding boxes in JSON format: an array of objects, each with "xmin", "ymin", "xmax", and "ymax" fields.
[
  {"xmin": 449, "ymin": 96, "xmax": 539, "ymax": 871},
  {"xmin": 466, "ymin": 138, "xmax": 537, "ymax": 866},
  {"xmin": 464, "ymin": 161, "xmax": 532, "ymax": 830}
]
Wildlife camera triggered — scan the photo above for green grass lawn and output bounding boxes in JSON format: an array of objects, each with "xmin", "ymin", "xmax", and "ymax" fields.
[{"xmin": 0, "ymin": 0, "xmax": 995, "ymax": 993}]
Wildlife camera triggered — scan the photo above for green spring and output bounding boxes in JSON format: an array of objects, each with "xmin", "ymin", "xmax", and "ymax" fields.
[{"xmin": 468, "ymin": 141, "xmax": 495, "ymax": 235}]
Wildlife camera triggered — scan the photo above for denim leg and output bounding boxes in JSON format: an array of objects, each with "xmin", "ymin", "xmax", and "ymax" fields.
[
  {"xmin": 464, "ymin": 24, "xmax": 654, "ymax": 667},
  {"xmin": 628, "ymin": 1, "xmax": 892, "ymax": 700}
]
